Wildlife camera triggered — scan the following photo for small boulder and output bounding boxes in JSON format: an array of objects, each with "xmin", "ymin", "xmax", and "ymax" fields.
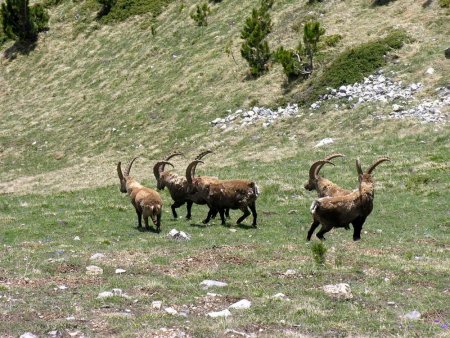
[
  {"xmin": 164, "ymin": 307, "xmax": 178, "ymax": 315},
  {"xmin": 314, "ymin": 138, "xmax": 334, "ymax": 148},
  {"xmin": 229, "ymin": 299, "xmax": 251, "ymax": 310},
  {"xmin": 86, "ymin": 265, "xmax": 103, "ymax": 275},
  {"xmin": 200, "ymin": 280, "xmax": 228, "ymax": 289},
  {"xmin": 20, "ymin": 333, "xmax": 38, "ymax": 338},
  {"xmin": 207, "ymin": 309, "xmax": 232, "ymax": 318},
  {"xmin": 323, "ymin": 283, "xmax": 353, "ymax": 300},
  {"xmin": 403, "ymin": 310, "xmax": 421, "ymax": 320}
]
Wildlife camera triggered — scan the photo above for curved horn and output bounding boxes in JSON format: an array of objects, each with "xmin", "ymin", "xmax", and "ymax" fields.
[
  {"xmin": 324, "ymin": 153, "xmax": 345, "ymax": 161},
  {"xmin": 366, "ymin": 157, "xmax": 390, "ymax": 175},
  {"xmin": 186, "ymin": 160, "xmax": 204, "ymax": 185},
  {"xmin": 117, "ymin": 162, "xmax": 124, "ymax": 180},
  {"xmin": 165, "ymin": 152, "xmax": 183, "ymax": 161},
  {"xmin": 356, "ymin": 158, "xmax": 363, "ymax": 176},
  {"xmin": 195, "ymin": 150, "xmax": 214, "ymax": 160},
  {"xmin": 124, "ymin": 157, "xmax": 138, "ymax": 177},
  {"xmin": 309, "ymin": 160, "xmax": 334, "ymax": 180},
  {"xmin": 153, "ymin": 161, "xmax": 174, "ymax": 179}
]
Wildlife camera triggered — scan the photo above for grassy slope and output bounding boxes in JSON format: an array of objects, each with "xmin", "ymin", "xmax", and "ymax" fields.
[{"xmin": 0, "ymin": 0, "xmax": 449, "ymax": 336}]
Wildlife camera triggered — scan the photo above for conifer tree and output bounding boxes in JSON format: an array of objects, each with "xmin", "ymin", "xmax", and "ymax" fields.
[
  {"xmin": 303, "ymin": 21, "xmax": 325, "ymax": 71},
  {"xmin": 240, "ymin": 0, "xmax": 273, "ymax": 77}
]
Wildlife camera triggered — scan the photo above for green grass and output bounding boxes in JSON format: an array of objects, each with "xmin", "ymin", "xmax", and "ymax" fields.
[
  {"xmin": 0, "ymin": 124, "xmax": 449, "ymax": 336},
  {"xmin": 0, "ymin": 0, "xmax": 449, "ymax": 336}
]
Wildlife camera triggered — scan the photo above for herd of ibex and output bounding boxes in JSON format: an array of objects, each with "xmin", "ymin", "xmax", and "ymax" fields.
[{"xmin": 117, "ymin": 151, "xmax": 389, "ymax": 241}]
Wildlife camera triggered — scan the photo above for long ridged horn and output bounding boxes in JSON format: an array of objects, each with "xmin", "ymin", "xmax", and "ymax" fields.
[
  {"xmin": 324, "ymin": 153, "xmax": 345, "ymax": 161},
  {"xmin": 356, "ymin": 159, "xmax": 363, "ymax": 176},
  {"xmin": 186, "ymin": 160, "xmax": 204, "ymax": 185},
  {"xmin": 117, "ymin": 162, "xmax": 124, "ymax": 180},
  {"xmin": 124, "ymin": 157, "xmax": 138, "ymax": 177},
  {"xmin": 165, "ymin": 152, "xmax": 183, "ymax": 161},
  {"xmin": 153, "ymin": 161, "xmax": 174, "ymax": 179},
  {"xmin": 366, "ymin": 157, "xmax": 390, "ymax": 174},
  {"xmin": 309, "ymin": 160, "xmax": 334, "ymax": 179},
  {"xmin": 195, "ymin": 150, "xmax": 214, "ymax": 160}
]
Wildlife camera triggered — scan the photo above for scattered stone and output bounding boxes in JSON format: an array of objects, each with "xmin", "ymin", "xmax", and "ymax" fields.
[
  {"xmin": 271, "ymin": 293, "xmax": 290, "ymax": 301},
  {"xmin": 47, "ymin": 330, "xmax": 62, "ymax": 337},
  {"xmin": 57, "ymin": 285, "xmax": 68, "ymax": 290},
  {"xmin": 224, "ymin": 329, "xmax": 253, "ymax": 337},
  {"xmin": 284, "ymin": 269, "xmax": 296, "ymax": 276},
  {"xmin": 86, "ymin": 265, "xmax": 103, "ymax": 275},
  {"xmin": 152, "ymin": 301, "xmax": 162, "ymax": 309},
  {"xmin": 392, "ymin": 104, "xmax": 403, "ymax": 112},
  {"xmin": 200, "ymin": 280, "xmax": 228, "ymax": 289},
  {"xmin": 115, "ymin": 268, "xmax": 126, "ymax": 274},
  {"xmin": 73, "ymin": 236, "xmax": 80, "ymax": 241},
  {"xmin": 66, "ymin": 316, "xmax": 75, "ymax": 321},
  {"xmin": 207, "ymin": 292, "xmax": 219, "ymax": 297},
  {"xmin": 207, "ymin": 309, "xmax": 232, "ymax": 318},
  {"xmin": 90, "ymin": 253, "xmax": 105, "ymax": 260},
  {"xmin": 426, "ymin": 67, "xmax": 435, "ymax": 75},
  {"xmin": 314, "ymin": 138, "xmax": 334, "ymax": 148},
  {"xmin": 229, "ymin": 299, "xmax": 251, "ymax": 310},
  {"xmin": 97, "ymin": 291, "xmax": 114, "ymax": 299},
  {"xmin": 168, "ymin": 229, "xmax": 191, "ymax": 240},
  {"xmin": 229, "ymin": 228, "xmax": 237, "ymax": 233},
  {"xmin": 323, "ymin": 283, "xmax": 353, "ymax": 300},
  {"xmin": 403, "ymin": 310, "xmax": 421, "ymax": 320},
  {"xmin": 387, "ymin": 301, "xmax": 396, "ymax": 306},
  {"xmin": 164, "ymin": 307, "xmax": 178, "ymax": 315},
  {"xmin": 20, "ymin": 333, "xmax": 38, "ymax": 338}
]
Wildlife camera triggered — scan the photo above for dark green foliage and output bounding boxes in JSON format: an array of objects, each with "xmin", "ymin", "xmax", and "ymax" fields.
[
  {"xmin": 209, "ymin": 0, "xmax": 223, "ymax": 3},
  {"xmin": 311, "ymin": 241, "xmax": 327, "ymax": 265},
  {"xmin": 97, "ymin": 0, "xmax": 117, "ymax": 17},
  {"xmin": 1, "ymin": 0, "xmax": 49, "ymax": 43},
  {"xmin": 190, "ymin": 3, "xmax": 210, "ymax": 27},
  {"xmin": 0, "ymin": 13, "xmax": 9, "ymax": 47},
  {"xmin": 307, "ymin": 0, "xmax": 325, "ymax": 3},
  {"xmin": 30, "ymin": 3, "xmax": 50, "ymax": 32},
  {"xmin": 439, "ymin": 0, "xmax": 450, "ymax": 7},
  {"xmin": 98, "ymin": 0, "xmax": 174, "ymax": 24},
  {"xmin": 274, "ymin": 45, "xmax": 306, "ymax": 78},
  {"xmin": 240, "ymin": 0, "xmax": 274, "ymax": 77},
  {"xmin": 303, "ymin": 21, "xmax": 325, "ymax": 71},
  {"xmin": 303, "ymin": 30, "xmax": 408, "ymax": 103},
  {"xmin": 320, "ymin": 34, "xmax": 342, "ymax": 48}
]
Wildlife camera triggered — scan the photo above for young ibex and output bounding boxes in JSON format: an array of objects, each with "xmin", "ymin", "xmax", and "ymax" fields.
[
  {"xmin": 186, "ymin": 160, "xmax": 259, "ymax": 227},
  {"xmin": 118, "ymin": 157, "xmax": 165, "ymax": 232},
  {"xmin": 306, "ymin": 157, "xmax": 390, "ymax": 241},
  {"xmin": 304, "ymin": 153, "xmax": 352, "ymax": 197}
]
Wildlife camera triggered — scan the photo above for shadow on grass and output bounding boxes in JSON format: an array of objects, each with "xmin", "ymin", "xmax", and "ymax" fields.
[
  {"xmin": 136, "ymin": 226, "xmax": 160, "ymax": 233},
  {"xmin": 3, "ymin": 40, "xmax": 37, "ymax": 61},
  {"xmin": 371, "ymin": 0, "xmax": 397, "ymax": 6}
]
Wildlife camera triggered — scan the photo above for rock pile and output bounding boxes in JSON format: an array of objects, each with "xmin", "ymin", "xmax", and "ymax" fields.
[
  {"xmin": 211, "ymin": 71, "xmax": 448, "ymax": 129},
  {"xmin": 211, "ymin": 103, "xmax": 300, "ymax": 130}
]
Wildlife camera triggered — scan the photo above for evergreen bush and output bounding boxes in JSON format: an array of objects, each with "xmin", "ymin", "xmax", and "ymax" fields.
[
  {"xmin": 311, "ymin": 241, "xmax": 327, "ymax": 266},
  {"xmin": 240, "ymin": 0, "xmax": 274, "ymax": 77},
  {"xmin": 190, "ymin": 3, "xmax": 210, "ymax": 27}
]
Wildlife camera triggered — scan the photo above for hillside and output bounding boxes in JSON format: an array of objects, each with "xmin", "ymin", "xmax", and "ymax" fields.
[{"xmin": 0, "ymin": 0, "xmax": 449, "ymax": 337}]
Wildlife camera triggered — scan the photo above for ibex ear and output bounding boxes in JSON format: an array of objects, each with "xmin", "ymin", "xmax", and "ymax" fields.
[{"xmin": 356, "ymin": 159, "xmax": 363, "ymax": 176}]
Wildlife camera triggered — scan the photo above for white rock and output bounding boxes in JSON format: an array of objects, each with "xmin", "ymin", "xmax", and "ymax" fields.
[
  {"xmin": 207, "ymin": 309, "xmax": 232, "ymax": 318},
  {"xmin": 426, "ymin": 67, "xmax": 434, "ymax": 75},
  {"xmin": 57, "ymin": 285, "xmax": 68, "ymax": 290},
  {"xmin": 284, "ymin": 269, "xmax": 296, "ymax": 275},
  {"xmin": 164, "ymin": 307, "xmax": 178, "ymax": 315},
  {"xmin": 323, "ymin": 283, "xmax": 353, "ymax": 300},
  {"xmin": 200, "ymin": 280, "xmax": 228, "ymax": 289},
  {"xmin": 212, "ymin": 118, "xmax": 223, "ymax": 125},
  {"xmin": 207, "ymin": 292, "xmax": 219, "ymax": 297},
  {"xmin": 20, "ymin": 333, "xmax": 38, "ymax": 338},
  {"xmin": 86, "ymin": 265, "xmax": 103, "ymax": 275},
  {"xmin": 47, "ymin": 331, "xmax": 60, "ymax": 337},
  {"xmin": 90, "ymin": 253, "xmax": 105, "ymax": 260},
  {"xmin": 112, "ymin": 288, "xmax": 123, "ymax": 296},
  {"xmin": 97, "ymin": 291, "xmax": 114, "ymax": 299},
  {"xmin": 167, "ymin": 228, "xmax": 191, "ymax": 240},
  {"xmin": 392, "ymin": 104, "xmax": 403, "ymax": 112},
  {"xmin": 152, "ymin": 301, "xmax": 162, "ymax": 309},
  {"xmin": 229, "ymin": 299, "xmax": 251, "ymax": 310},
  {"xmin": 314, "ymin": 138, "xmax": 334, "ymax": 148},
  {"xmin": 271, "ymin": 293, "xmax": 290, "ymax": 301},
  {"xmin": 66, "ymin": 316, "xmax": 75, "ymax": 321},
  {"xmin": 403, "ymin": 310, "xmax": 421, "ymax": 320},
  {"xmin": 115, "ymin": 268, "xmax": 126, "ymax": 274},
  {"xmin": 73, "ymin": 236, "xmax": 80, "ymax": 241}
]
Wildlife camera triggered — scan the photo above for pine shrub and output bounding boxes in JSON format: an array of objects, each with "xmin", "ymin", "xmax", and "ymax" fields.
[
  {"xmin": 190, "ymin": 3, "xmax": 210, "ymax": 27},
  {"xmin": 311, "ymin": 241, "xmax": 327, "ymax": 266},
  {"xmin": 1, "ymin": 0, "xmax": 49, "ymax": 43},
  {"xmin": 240, "ymin": 0, "xmax": 274, "ymax": 77}
]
